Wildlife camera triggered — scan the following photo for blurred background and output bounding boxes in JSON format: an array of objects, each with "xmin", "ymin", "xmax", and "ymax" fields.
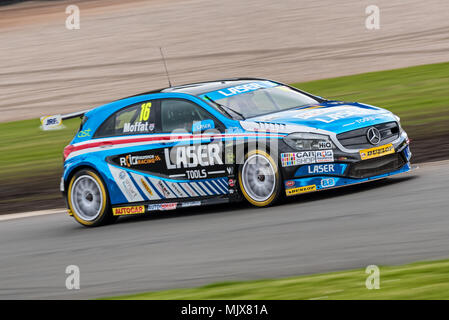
[{"xmin": 0, "ymin": 0, "xmax": 448, "ymax": 214}]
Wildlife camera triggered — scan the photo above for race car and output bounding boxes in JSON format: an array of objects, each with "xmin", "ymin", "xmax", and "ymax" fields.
[{"xmin": 42, "ymin": 78, "xmax": 412, "ymax": 227}]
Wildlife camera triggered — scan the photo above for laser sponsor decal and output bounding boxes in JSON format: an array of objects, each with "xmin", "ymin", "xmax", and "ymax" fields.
[
  {"xmin": 112, "ymin": 205, "xmax": 145, "ymax": 216},
  {"xmin": 295, "ymin": 163, "xmax": 348, "ymax": 176},
  {"xmin": 165, "ymin": 143, "xmax": 223, "ymax": 169},
  {"xmin": 200, "ymin": 81, "xmax": 278, "ymax": 100},
  {"xmin": 360, "ymin": 143, "xmax": 394, "ymax": 160},
  {"xmin": 285, "ymin": 184, "xmax": 316, "ymax": 196},
  {"xmin": 119, "ymin": 154, "xmax": 161, "ymax": 167},
  {"xmin": 192, "ymin": 119, "xmax": 215, "ymax": 132},
  {"xmin": 281, "ymin": 150, "xmax": 334, "ymax": 167}
]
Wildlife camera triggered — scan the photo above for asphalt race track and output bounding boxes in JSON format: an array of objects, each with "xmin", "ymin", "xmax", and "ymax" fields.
[{"xmin": 0, "ymin": 160, "xmax": 448, "ymax": 299}]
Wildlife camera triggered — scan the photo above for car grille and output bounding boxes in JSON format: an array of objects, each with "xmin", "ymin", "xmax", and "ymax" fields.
[
  {"xmin": 337, "ymin": 122, "xmax": 400, "ymax": 150},
  {"xmin": 347, "ymin": 153, "xmax": 406, "ymax": 179}
]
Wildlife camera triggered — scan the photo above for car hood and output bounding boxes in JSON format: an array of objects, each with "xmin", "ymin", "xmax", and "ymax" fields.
[{"xmin": 243, "ymin": 101, "xmax": 397, "ymax": 135}]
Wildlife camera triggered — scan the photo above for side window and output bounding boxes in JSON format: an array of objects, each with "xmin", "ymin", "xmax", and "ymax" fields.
[
  {"xmin": 160, "ymin": 99, "xmax": 222, "ymax": 133},
  {"xmin": 95, "ymin": 101, "xmax": 157, "ymax": 138}
]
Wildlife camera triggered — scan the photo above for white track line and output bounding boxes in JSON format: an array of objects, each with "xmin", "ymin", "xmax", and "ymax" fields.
[{"xmin": 0, "ymin": 208, "xmax": 64, "ymax": 222}]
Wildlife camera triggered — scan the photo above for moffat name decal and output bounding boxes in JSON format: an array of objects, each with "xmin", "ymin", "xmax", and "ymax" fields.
[
  {"xmin": 360, "ymin": 143, "xmax": 395, "ymax": 160},
  {"xmin": 165, "ymin": 144, "xmax": 223, "ymax": 169}
]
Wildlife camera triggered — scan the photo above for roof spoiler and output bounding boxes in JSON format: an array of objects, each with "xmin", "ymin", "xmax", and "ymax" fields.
[{"xmin": 40, "ymin": 109, "xmax": 91, "ymax": 131}]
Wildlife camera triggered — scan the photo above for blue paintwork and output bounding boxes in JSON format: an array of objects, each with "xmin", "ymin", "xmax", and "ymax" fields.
[
  {"xmin": 62, "ymin": 80, "xmax": 411, "ymax": 208},
  {"xmin": 250, "ymin": 101, "xmax": 397, "ymax": 134}
]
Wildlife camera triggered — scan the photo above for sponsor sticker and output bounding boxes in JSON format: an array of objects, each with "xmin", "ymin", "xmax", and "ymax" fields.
[
  {"xmin": 281, "ymin": 150, "xmax": 333, "ymax": 167},
  {"xmin": 228, "ymin": 179, "xmax": 235, "ymax": 187},
  {"xmin": 321, "ymin": 178, "xmax": 336, "ymax": 188},
  {"xmin": 40, "ymin": 114, "xmax": 63, "ymax": 131},
  {"xmin": 360, "ymin": 143, "xmax": 395, "ymax": 160},
  {"xmin": 148, "ymin": 203, "xmax": 178, "ymax": 211},
  {"xmin": 165, "ymin": 143, "xmax": 223, "ymax": 169},
  {"xmin": 285, "ymin": 184, "xmax": 316, "ymax": 196},
  {"xmin": 285, "ymin": 180, "xmax": 295, "ymax": 187},
  {"xmin": 77, "ymin": 129, "xmax": 91, "ymax": 138},
  {"xmin": 315, "ymin": 150, "xmax": 334, "ymax": 163},
  {"xmin": 295, "ymin": 163, "xmax": 347, "ymax": 176},
  {"xmin": 181, "ymin": 201, "xmax": 201, "ymax": 208},
  {"xmin": 113, "ymin": 205, "xmax": 145, "ymax": 216},
  {"xmin": 119, "ymin": 154, "xmax": 161, "ymax": 167},
  {"xmin": 140, "ymin": 178, "xmax": 153, "ymax": 196}
]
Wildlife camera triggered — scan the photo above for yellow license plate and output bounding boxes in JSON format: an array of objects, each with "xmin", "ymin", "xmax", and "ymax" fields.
[{"xmin": 360, "ymin": 143, "xmax": 395, "ymax": 160}]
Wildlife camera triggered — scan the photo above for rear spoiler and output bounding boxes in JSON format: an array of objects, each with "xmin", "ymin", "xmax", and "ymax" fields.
[{"xmin": 40, "ymin": 109, "xmax": 91, "ymax": 131}]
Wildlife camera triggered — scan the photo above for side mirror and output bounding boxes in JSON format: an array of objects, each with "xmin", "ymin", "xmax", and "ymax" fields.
[{"xmin": 192, "ymin": 119, "xmax": 215, "ymax": 133}]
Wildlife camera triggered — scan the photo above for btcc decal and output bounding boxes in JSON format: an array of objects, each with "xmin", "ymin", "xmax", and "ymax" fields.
[
  {"xmin": 112, "ymin": 205, "xmax": 145, "ymax": 216},
  {"xmin": 295, "ymin": 163, "xmax": 348, "ymax": 176},
  {"xmin": 165, "ymin": 143, "xmax": 223, "ymax": 169},
  {"xmin": 285, "ymin": 185, "xmax": 316, "ymax": 196},
  {"xmin": 360, "ymin": 143, "xmax": 395, "ymax": 160},
  {"xmin": 119, "ymin": 154, "xmax": 161, "ymax": 167},
  {"xmin": 281, "ymin": 150, "xmax": 334, "ymax": 167}
]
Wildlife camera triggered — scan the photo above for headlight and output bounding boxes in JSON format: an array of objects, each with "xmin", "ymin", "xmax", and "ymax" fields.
[{"xmin": 284, "ymin": 132, "xmax": 334, "ymax": 151}]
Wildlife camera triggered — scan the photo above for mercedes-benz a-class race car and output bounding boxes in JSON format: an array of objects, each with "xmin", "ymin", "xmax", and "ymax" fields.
[{"xmin": 43, "ymin": 78, "xmax": 412, "ymax": 227}]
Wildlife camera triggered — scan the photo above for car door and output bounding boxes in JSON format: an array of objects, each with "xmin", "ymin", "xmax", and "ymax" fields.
[
  {"xmin": 155, "ymin": 98, "xmax": 230, "ymax": 199},
  {"xmin": 94, "ymin": 99, "xmax": 164, "ymax": 204}
]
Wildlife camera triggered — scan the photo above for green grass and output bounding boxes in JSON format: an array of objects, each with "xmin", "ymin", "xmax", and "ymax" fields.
[
  {"xmin": 107, "ymin": 259, "xmax": 449, "ymax": 300},
  {"xmin": 0, "ymin": 118, "xmax": 79, "ymax": 181},
  {"xmin": 292, "ymin": 61, "xmax": 449, "ymax": 136},
  {"xmin": 0, "ymin": 61, "xmax": 448, "ymax": 183}
]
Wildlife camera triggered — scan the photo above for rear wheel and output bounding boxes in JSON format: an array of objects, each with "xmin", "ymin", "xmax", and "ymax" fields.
[
  {"xmin": 238, "ymin": 149, "xmax": 282, "ymax": 207},
  {"xmin": 67, "ymin": 169, "xmax": 116, "ymax": 227}
]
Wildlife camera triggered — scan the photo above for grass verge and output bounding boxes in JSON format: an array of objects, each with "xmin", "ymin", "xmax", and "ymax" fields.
[{"xmin": 107, "ymin": 258, "xmax": 449, "ymax": 300}]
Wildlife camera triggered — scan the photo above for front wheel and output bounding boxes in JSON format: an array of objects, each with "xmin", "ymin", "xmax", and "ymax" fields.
[
  {"xmin": 67, "ymin": 169, "xmax": 116, "ymax": 227},
  {"xmin": 238, "ymin": 149, "xmax": 282, "ymax": 207}
]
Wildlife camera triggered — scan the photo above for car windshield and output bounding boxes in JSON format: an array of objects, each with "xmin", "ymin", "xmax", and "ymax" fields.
[{"xmin": 201, "ymin": 81, "xmax": 319, "ymax": 119}]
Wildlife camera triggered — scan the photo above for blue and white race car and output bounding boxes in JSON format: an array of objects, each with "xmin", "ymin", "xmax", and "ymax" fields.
[{"xmin": 43, "ymin": 78, "xmax": 412, "ymax": 226}]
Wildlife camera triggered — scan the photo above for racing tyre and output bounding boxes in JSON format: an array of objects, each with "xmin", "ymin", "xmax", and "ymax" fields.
[
  {"xmin": 67, "ymin": 169, "xmax": 116, "ymax": 227},
  {"xmin": 238, "ymin": 149, "xmax": 282, "ymax": 207}
]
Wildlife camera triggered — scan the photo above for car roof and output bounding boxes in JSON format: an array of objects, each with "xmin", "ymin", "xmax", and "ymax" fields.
[{"xmin": 127, "ymin": 78, "xmax": 278, "ymax": 98}]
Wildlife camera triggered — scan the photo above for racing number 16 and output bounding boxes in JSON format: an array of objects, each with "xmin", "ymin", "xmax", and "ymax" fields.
[{"xmin": 139, "ymin": 102, "xmax": 152, "ymax": 121}]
